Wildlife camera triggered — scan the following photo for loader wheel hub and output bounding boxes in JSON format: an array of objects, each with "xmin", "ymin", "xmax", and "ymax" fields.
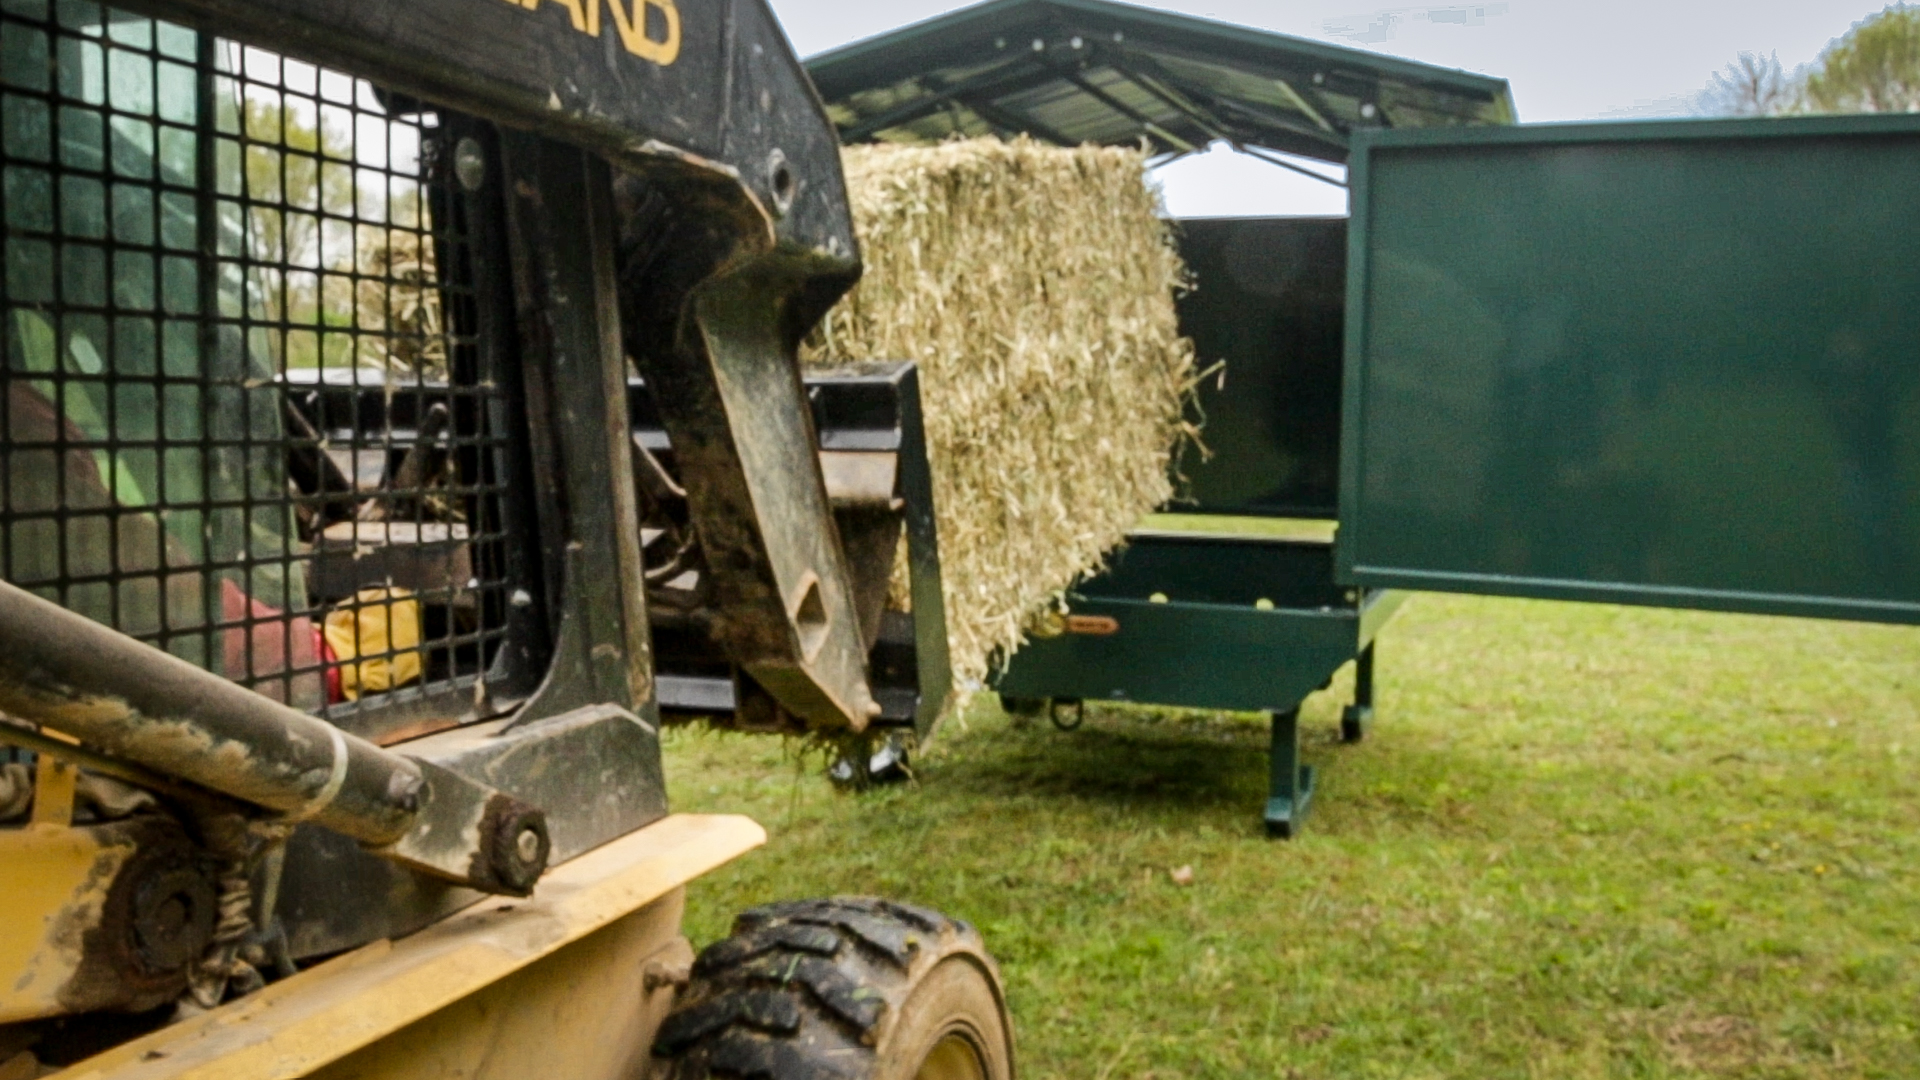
[{"xmin": 915, "ymin": 1032, "xmax": 989, "ymax": 1080}]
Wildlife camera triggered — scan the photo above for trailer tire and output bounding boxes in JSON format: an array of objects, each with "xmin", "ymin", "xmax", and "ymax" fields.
[{"xmin": 652, "ymin": 897, "xmax": 1013, "ymax": 1080}]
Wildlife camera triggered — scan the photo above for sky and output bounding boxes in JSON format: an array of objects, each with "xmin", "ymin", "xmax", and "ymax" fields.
[{"xmin": 773, "ymin": 0, "xmax": 1892, "ymax": 215}]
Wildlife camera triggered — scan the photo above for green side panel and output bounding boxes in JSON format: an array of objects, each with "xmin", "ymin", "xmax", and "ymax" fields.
[
  {"xmin": 1340, "ymin": 115, "xmax": 1920, "ymax": 624},
  {"xmin": 1173, "ymin": 218, "xmax": 1346, "ymax": 518},
  {"xmin": 994, "ymin": 534, "xmax": 1400, "ymax": 712},
  {"xmin": 995, "ymin": 598, "xmax": 1363, "ymax": 714}
]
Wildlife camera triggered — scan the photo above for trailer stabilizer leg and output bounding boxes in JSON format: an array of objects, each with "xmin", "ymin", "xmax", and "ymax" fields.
[
  {"xmin": 1265, "ymin": 706, "xmax": 1315, "ymax": 839},
  {"xmin": 1340, "ymin": 642, "xmax": 1376, "ymax": 744}
]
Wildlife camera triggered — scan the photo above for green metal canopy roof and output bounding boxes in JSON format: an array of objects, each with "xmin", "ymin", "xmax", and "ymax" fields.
[{"xmin": 804, "ymin": 0, "xmax": 1516, "ymax": 163}]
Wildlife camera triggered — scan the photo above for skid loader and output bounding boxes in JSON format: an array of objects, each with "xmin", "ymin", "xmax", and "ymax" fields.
[{"xmin": 0, "ymin": 0, "xmax": 1007, "ymax": 1077}]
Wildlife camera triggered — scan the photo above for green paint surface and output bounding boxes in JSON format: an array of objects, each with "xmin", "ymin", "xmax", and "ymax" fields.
[{"xmin": 1343, "ymin": 116, "xmax": 1920, "ymax": 623}]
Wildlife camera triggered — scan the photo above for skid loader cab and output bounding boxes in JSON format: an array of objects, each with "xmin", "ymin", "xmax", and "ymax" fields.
[{"xmin": 0, "ymin": 2, "xmax": 1000, "ymax": 1077}]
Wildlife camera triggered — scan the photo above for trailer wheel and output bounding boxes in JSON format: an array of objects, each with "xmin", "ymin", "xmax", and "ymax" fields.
[{"xmin": 652, "ymin": 897, "xmax": 1013, "ymax": 1080}]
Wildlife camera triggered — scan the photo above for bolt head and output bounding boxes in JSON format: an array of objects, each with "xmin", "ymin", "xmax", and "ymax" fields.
[
  {"xmin": 387, "ymin": 772, "xmax": 425, "ymax": 814},
  {"xmin": 453, "ymin": 137, "xmax": 486, "ymax": 192}
]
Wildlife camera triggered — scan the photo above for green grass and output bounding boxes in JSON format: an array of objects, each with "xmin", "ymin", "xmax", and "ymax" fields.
[
  {"xmin": 1139, "ymin": 513, "xmax": 1338, "ymax": 541},
  {"xmin": 662, "ymin": 594, "xmax": 1920, "ymax": 1079}
]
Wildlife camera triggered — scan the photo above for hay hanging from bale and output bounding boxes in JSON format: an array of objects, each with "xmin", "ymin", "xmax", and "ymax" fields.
[{"xmin": 804, "ymin": 137, "xmax": 1200, "ymax": 685}]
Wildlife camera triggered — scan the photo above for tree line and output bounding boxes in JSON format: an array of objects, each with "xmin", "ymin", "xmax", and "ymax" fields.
[{"xmin": 1704, "ymin": 3, "xmax": 1920, "ymax": 115}]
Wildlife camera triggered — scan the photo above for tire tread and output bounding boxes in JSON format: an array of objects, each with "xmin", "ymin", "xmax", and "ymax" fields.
[{"xmin": 653, "ymin": 897, "xmax": 979, "ymax": 1080}]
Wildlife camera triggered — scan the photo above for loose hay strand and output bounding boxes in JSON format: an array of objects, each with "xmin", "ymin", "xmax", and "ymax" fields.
[{"xmin": 804, "ymin": 137, "xmax": 1200, "ymax": 685}]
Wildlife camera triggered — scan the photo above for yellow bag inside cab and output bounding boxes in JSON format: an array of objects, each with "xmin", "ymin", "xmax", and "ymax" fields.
[{"xmin": 323, "ymin": 588, "xmax": 424, "ymax": 701}]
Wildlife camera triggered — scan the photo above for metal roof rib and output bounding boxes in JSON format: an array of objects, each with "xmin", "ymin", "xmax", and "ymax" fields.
[{"xmin": 805, "ymin": 0, "xmax": 1515, "ymax": 159}]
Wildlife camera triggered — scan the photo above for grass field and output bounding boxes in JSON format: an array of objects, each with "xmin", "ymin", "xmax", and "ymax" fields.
[{"xmin": 662, "ymin": 593, "xmax": 1920, "ymax": 1079}]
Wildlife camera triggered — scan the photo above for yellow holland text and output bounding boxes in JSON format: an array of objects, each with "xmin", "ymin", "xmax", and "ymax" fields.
[{"xmin": 506, "ymin": 0, "xmax": 681, "ymax": 66}]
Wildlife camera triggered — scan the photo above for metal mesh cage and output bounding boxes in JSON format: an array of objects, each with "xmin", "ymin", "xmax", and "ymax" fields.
[{"xmin": 1, "ymin": 0, "xmax": 538, "ymax": 727}]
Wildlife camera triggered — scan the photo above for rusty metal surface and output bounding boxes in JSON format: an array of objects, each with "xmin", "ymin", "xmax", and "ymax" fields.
[
  {"xmin": 373, "ymin": 762, "xmax": 546, "ymax": 899},
  {"xmin": 274, "ymin": 704, "xmax": 667, "ymax": 959},
  {"xmin": 491, "ymin": 134, "xmax": 661, "ymax": 728},
  {"xmin": 0, "ymin": 726, "xmax": 241, "ymax": 819},
  {"xmin": 0, "ymin": 818, "xmax": 220, "ymax": 1023},
  {"xmin": 0, "ymin": 581, "xmax": 421, "ymax": 844},
  {"xmin": 632, "ymin": 362, "xmax": 952, "ymax": 734},
  {"xmin": 616, "ymin": 195, "xmax": 877, "ymax": 731},
  {"xmin": 0, "ymin": 583, "xmax": 543, "ymax": 894}
]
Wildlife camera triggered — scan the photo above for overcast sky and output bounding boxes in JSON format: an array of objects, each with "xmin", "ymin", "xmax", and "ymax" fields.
[{"xmin": 777, "ymin": 0, "xmax": 1891, "ymax": 215}]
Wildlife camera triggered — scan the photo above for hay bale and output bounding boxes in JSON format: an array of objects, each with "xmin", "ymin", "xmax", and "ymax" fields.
[{"xmin": 804, "ymin": 137, "xmax": 1199, "ymax": 684}]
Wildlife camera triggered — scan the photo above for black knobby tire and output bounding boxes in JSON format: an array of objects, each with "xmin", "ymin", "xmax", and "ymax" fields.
[{"xmin": 652, "ymin": 897, "xmax": 1014, "ymax": 1080}]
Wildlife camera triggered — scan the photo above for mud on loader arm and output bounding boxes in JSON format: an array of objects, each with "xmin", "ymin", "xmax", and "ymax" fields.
[{"xmin": 150, "ymin": 0, "xmax": 889, "ymax": 734}]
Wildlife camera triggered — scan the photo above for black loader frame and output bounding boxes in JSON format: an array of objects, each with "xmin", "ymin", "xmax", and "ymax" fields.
[{"xmin": 0, "ymin": 1, "xmax": 992, "ymax": 1075}]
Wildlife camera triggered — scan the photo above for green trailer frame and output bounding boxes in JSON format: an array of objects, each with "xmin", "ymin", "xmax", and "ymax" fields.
[
  {"xmin": 991, "ymin": 215, "xmax": 1397, "ymax": 838},
  {"xmin": 995, "ymin": 529, "xmax": 1404, "ymax": 836}
]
